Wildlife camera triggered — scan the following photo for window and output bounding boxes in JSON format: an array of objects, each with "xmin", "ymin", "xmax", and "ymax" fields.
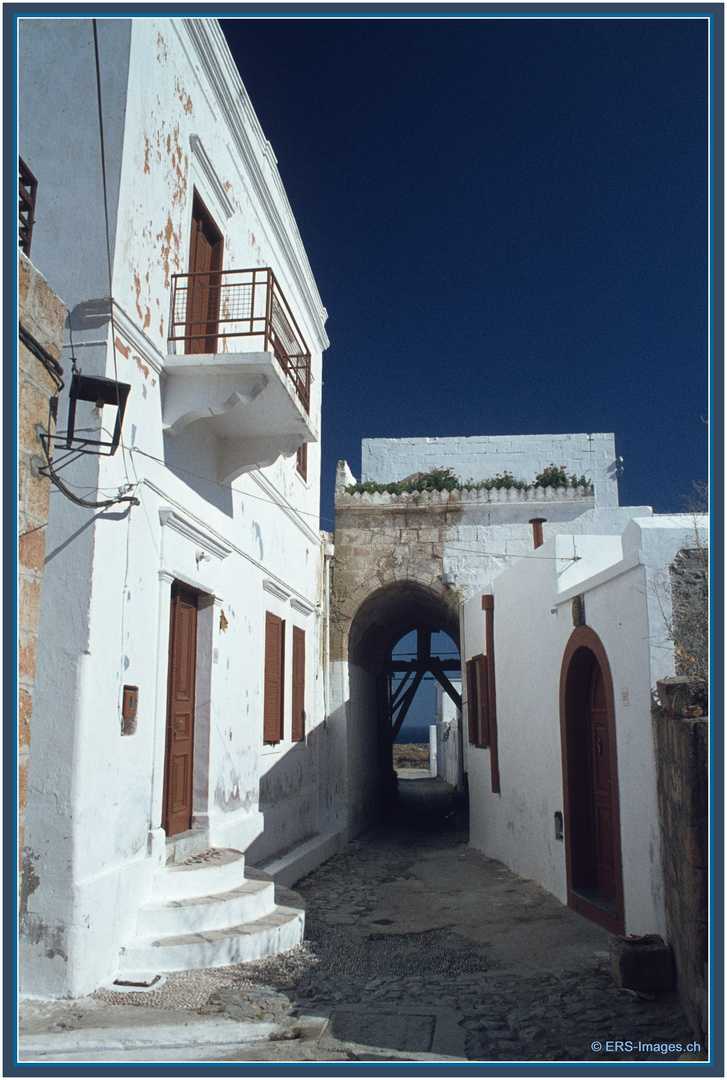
[
  {"xmin": 263, "ymin": 612, "xmax": 285, "ymax": 744},
  {"xmin": 291, "ymin": 627, "xmax": 305, "ymax": 742},
  {"xmin": 296, "ymin": 442, "xmax": 308, "ymax": 480},
  {"xmin": 466, "ymin": 654, "xmax": 489, "ymax": 748}
]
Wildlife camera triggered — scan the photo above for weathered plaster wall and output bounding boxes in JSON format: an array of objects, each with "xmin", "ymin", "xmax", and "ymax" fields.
[
  {"xmin": 18, "ymin": 254, "xmax": 65, "ymax": 871},
  {"xmin": 361, "ymin": 433, "xmax": 620, "ymax": 507},
  {"xmin": 19, "ymin": 18, "xmax": 334, "ymax": 998}
]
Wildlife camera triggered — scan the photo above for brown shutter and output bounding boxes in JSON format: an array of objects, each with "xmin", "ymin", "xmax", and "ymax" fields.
[
  {"xmin": 476, "ymin": 653, "xmax": 490, "ymax": 747},
  {"xmin": 296, "ymin": 443, "xmax": 308, "ymax": 480},
  {"xmin": 291, "ymin": 626, "xmax": 305, "ymax": 742},
  {"xmin": 466, "ymin": 659, "xmax": 478, "ymax": 746},
  {"xmin": 263, "ymin": 612, "xmax": 285, "ymax": 744}
]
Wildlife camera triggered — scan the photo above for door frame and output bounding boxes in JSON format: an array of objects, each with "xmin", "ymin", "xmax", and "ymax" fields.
[{"xmin": 559, "ymin": 625, "xmax": 625, "ymax": 935}]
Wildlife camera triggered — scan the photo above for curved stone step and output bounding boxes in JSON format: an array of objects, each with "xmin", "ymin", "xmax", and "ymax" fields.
[
  {"xmin": 155, "ymin": 848, "xmax": 247, "ymax": 901},
  {"xmin": 118, "ymin": 903, "xmax": 304, "ymax": 975},
  {"xmin": 137, "ymin": 875, "xmax": 277, "ymax": 938}
]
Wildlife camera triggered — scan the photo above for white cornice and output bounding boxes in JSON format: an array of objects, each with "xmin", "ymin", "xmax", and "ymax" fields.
[
  {"xmin": 181, "ymin": 19, "xmax": 329, "ymax": 353},
  {"xmin": 190, "ymin": 134, "xmax": 235, "ymax": 220},
  {"xmin": 159, "ymin": 506, "xmax": 232, "ymax": 559},
  {"xmin": 291, "ymin": 597, "xmax": 315, "ymax": 617},
  {"xmin": 263, "ymin": 578, "xmax": 291, "ymax": 602}
]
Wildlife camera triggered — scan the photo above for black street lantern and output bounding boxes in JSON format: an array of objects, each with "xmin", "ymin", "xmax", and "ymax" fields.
[{"xmin": 65, "ymin": 372, "xmax": 130, "ymax": 455}]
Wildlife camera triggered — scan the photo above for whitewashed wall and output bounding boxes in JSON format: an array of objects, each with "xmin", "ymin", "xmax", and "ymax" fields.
[
  {"xmin": 464, "ymin": 514, "xmax": 707, "ymax": 938},
  {"xmin": 19, "ymin": 18, "xmax": 336, "ymax": 998},
  {"xmin": 362, "ymin": 433, "xmax": 620, "ymax": 507}
]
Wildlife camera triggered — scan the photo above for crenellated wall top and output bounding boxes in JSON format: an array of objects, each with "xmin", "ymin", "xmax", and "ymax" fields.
[{"xmin": 335, "ymin": 483, "xmax": 595, "ymax": 510}]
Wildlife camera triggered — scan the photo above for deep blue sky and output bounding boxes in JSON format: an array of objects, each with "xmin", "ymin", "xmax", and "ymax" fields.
[{"xmin": 220, "ymin": 13, "xmax": 711, "ymax": 532}]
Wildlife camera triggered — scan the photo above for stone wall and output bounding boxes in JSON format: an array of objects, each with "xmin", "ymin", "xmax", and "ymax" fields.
[
  {"xmin": 18, "ymin": 252, "xmax": 65, "ymax": 867},
  {"xmin": 652, "ymin": 678, "xmax": 708, "ymax": 1046}
]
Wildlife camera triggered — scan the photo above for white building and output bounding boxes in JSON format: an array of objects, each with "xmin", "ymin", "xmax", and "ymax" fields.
[
  {"xmin": 19, "ymin": 17, "xmax": 343, "ymax": 999},
  {"xmin": 463, "ymin": 513, "xmax": 707, "ymax": 939}
]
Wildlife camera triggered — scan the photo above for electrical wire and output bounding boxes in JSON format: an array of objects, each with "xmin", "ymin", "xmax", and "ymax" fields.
[
  {"xmin": 92, "ymin": 17, "xmax": 132, "ymax": 484},
  {"xmin": 126, "ymin": 444, "xmax": 580, "ymax": 561}
]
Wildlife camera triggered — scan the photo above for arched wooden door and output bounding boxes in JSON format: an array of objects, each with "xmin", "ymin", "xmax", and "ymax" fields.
[{"xmin": 560, "ymin": 627, "xmax": 624, "ymax": 934}]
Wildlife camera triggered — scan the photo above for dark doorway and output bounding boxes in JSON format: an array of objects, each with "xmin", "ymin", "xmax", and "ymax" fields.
[
  {"xmin": 560, "ymin": 627, "xmax": 624, "ymax": 934},
  {"xmin": 163, "ymin": 582, "xmax": 198, "ymax": 836},
  {"xmin": 186, "ymin": 191, "xmax": 223, "ymax": 353}
]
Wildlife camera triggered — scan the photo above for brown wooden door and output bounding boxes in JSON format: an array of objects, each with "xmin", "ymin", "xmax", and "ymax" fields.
[
  {"xmin": 185, "ymin": 193, "xmax": 223, "ymax": 354},
  {"xmin": 163, "ymin": 583, "xmax": 198, "ymax": 836},
  {"xmin": 587, "ymin": 661, "xmax": 616, "ymax": 898}
]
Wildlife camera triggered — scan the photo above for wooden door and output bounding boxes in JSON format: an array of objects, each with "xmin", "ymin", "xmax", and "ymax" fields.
[
  {"xmin": 185, "ymin": 193, "xmax": 223, "ymax": 354},
  {"xmin": 560, "ymin": 629, "xmax": 624, "ymax": 934},
  {"xmin": 587, "ymin": 661, "xmax": 616, "ymax": 897},
  {"xmin": 163, "ymin": 583, "xmax": 198, "ymax": 836}
]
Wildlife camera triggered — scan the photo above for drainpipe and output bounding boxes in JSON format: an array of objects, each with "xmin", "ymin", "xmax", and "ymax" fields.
[
  {"xmin": 529, "ymin": 518, "xmax": 546, "ymax": 549},
  {"xmin": 323, "ymin": 538, "xmax": 334, "ymax": 726}
]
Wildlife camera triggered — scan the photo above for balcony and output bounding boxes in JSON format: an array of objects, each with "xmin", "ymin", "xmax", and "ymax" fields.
[{"xmin": 163, "ymin": 268, "xmax": 317, "ymax": 483}]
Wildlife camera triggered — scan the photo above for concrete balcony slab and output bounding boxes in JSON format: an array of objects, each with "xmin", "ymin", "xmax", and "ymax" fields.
[{"xmin": 162, "ymin": 351, "xmax": 318, "ymax": 483}]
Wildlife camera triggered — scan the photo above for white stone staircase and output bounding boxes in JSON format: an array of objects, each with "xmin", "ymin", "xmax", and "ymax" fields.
[{"xmin": 117, "ymin": 848, "xmax": 304, "ymax": 979}]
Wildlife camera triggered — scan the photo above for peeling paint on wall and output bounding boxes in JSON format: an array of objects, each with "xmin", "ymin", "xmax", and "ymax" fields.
[{"xmin": 115, "ymin": 336, "xmax": 130, "ymax": 359}]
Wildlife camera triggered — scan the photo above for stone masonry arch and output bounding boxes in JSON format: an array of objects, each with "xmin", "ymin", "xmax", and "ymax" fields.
[{"xmin": 329, "ymin": 452, "xmax": 599, "ymax": 840}]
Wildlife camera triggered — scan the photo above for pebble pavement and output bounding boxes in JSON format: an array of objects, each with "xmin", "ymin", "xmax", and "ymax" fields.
[{"xmin": 88, "ymin": 782, "xmax": 699, "ymax": 1064}]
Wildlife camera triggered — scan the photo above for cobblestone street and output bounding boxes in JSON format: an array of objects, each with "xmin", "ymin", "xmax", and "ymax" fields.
[{"xmin": 21, "ymin": 781, "xmax": 699, "ymax": 1065}]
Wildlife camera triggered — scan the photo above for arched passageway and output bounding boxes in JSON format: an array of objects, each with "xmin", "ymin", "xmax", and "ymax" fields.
[{"xmin": 343, "ymin": 581, "xmax": 462, "ymax": 832}]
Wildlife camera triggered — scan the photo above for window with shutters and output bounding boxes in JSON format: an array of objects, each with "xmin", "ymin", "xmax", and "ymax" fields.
[
  {"xmin": 296, "ymin": 442, "xmax": 308, "ymax": 480},
  {"xmin": 291, "ymin": 626, "xmax": 306, "ymax": 742},
  {"xmin": 467, "ymin": 654, "xmax": 489, "ymax": 748},
  {"xmin": 263, "ymin": 611, "xmax": 285, "ymax": 744}
]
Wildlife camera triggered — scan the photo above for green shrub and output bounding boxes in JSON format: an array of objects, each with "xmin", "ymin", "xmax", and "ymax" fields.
[{"xmin": 345, "ymin": 464, "xmax": 590, "ymax": 496}]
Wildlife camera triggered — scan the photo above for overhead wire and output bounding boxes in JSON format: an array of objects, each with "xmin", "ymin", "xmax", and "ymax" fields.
[
  {"xmin": 91, "ymin": 17, "xmax": 132, "ymax": 485},
  {"xmin": 125, "ymin": 444, "xmax": 581, "ymax": 561}
]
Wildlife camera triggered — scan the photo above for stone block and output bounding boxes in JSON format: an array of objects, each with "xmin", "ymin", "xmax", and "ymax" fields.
[
  {"xmin": 656, "ymin": 677, "xmax": 707, "ymax": 717},
  {"xmin": 24, "ymin": 471, "xmax": 53, "ymax": 521},
  {"xmin": 609, "ymin": 934, "xmax": 675, "ymax": 992},
  {"xmin": 18, "ymin": 382, "xmax": 47, "ymax": 450},
  {"xmin": 19, "ymin": 638, "xmax": 38, "ymax": 682},
  {"xmin": 18, "ymin": 688, "xmax": 33, "ymax": 747},
  {"xmin": 19, "ymin": 578, "xmax": 42, "ymax": 632},
  {"xmin": 19, "ymin": 528, "xmax": 47, "ymax": 573}
]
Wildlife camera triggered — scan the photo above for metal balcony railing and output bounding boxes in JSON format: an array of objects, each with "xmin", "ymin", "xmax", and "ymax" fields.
[
  {"xmin": 168, "ymin": 267, "xmax": 311, "ymax": 413},
  {"xmin": 19, "ymin": 157, "xmax": 38, "ymax": 257}
]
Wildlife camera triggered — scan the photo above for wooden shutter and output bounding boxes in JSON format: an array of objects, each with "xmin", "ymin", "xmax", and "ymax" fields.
[
  {"xmin": 296, "ymin": 443, "xmax": 308, "ymax": 480},
  {"xmin": 291, "ymin": 626, "xmax": 305, "ymax": 742},
  {"xmin": 475, "ymin": 653, "xmax": 490, "ymax": 747},
  {"xmin": 466, "ymin": 659, "xmax": 478, "ymax": 746},
  {"xmin": 263, "ymin": 612, "xmax": 285, "ymax": 744}
]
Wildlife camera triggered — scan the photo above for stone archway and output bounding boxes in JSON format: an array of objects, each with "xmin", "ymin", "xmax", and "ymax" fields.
[{"xmin": 331, "ymin": 572, "xmax": 461, "ymax": 837}]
